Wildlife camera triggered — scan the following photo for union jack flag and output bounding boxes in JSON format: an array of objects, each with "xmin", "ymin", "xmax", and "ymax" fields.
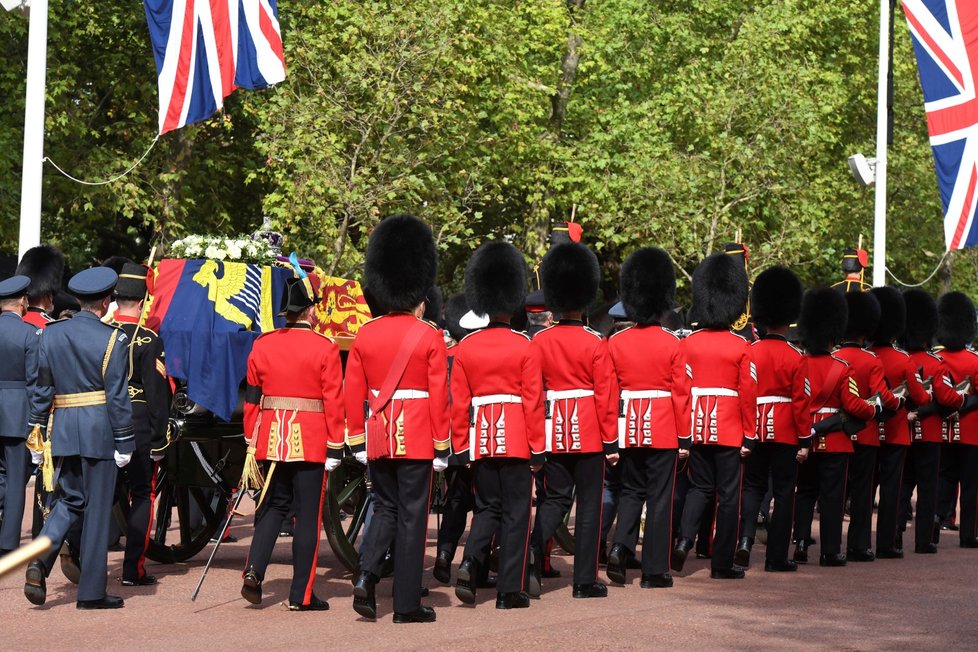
[{"xmin": 144, "ymin": 1, "xmax": 286, "ymax": 135}]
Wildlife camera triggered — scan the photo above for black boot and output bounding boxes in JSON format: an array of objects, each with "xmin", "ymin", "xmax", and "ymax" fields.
[
  {"xmin": 734, "ymin": 536, "xmax": 753, "ymax": 568},
  {"xmin": 526, "ymin": 549, "xmax": 542, "ymax": 598},
  {"xmin": 432, "ymin": 549, "xmax": 452, "ymax": 584},
  {"xmin": 240, "ymin": 566, "xmax": 262, "ymax": 605},
  {"xmin": 352, "ymin": 571, "xmax": 379, "ymax": 619},
  {"xmin": 764, "ymin": 559, "xmax": 798, "ymax": 572},
  {"xmin": 60, "ymin": 549, "xmax": 81, "ymax": 585},
  {"xmin": 933, "ymin": 515, "xmax": 942, "ymax": 544},
  {"xmin": 287, "ymin": 594, "xmax": 329, "ymax": 611},
  {"xmin": 639, "ymin": 573, "xmax": 673, "ymax": 588},
  {"xmin": 24, "ymin": 560, "xmax": 46, "ymax": 606},
  {"xmin": 710, "ymin": 567, "xmax": 745, "ymax": 579},
  {"xmin": 606, "ymin": 543, "xmax": 628, "ymax": 585},
  {"xmin": 671, "ymin": 537, "xmax": 693, "ymax": 572},
  {"xmin": 393, "ymin": 606, "xmax": 436, "ymax": 623},
  {"xmin": 847, "ymin": 548, "xmax": 876, "ymax": 562},
  {"xmin": 572, "ymin": 581, "xmax": 608, "ymax": 598},
  {"xmin": 793, "ymin": 540, "xmax": 809, "ymax": 564},
  {"xmin": 819, "ymin": 553, "xmax": 847, "ymax": 567},
  {"xmin": 495, "ymin": 591, "xmax": 531, "ymax": 609},
  {"xmin": 455, "ymin": 557, "xmax": 478, "ymax": 605}
]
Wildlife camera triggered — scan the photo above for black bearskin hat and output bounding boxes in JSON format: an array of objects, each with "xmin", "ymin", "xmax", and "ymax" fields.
[
  {"xmin": 750, "ymin": 266, "xmax": 802, "ymax": 329},
  {"xmin": 690, "ymin": 253, "xmax": 748, "ymax": 330},
  {"xmin": 620, "ymin": 247, "xmax": 675, "ymax": 326},
  {"xmin": 16, "ymin": 245, "xmax": 65, "ymax": 302},
  {"xmin": 100, "ymin": 256, "xmax": 134, "ymax": 275},
  {"xmin": 937, "ymin": 291, "xmax": 977, "ymax": 352},
  {"xmin": 540, "ymin": 242, "xmax": 600, "ymax": 314},
  {"xmin": 870, "ymin": 286, "xmax": 906, "ymax": 344},
  {"xmin": 843, "ymin": 290, "xmax": 881, "ymax": 340},
  {"xmin": 423, "ymin": 286, "xmax": 443, "ymax": 326},
  {"xmin": 363, "ymin": 214, "xmax": 437, "ymax": 313},
  {"xmin": 465, "ymin": 241, "xmax": 527, "ymax": 318},
  {"xmin": 800, "ymin": 287, "xmax": 848, "ymax": 353},
  {"xmin": 445, "ymin": 293, "xmax": 470, "ymax": 343},
  {"xmin": 902, "ymin": 289, "xmax": 938, "ymax": 351}
]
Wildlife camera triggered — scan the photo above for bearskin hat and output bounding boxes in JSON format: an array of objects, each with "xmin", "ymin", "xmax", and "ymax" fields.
[
  {"xmin": 363, "ymin": 214, "xmax": 437, "ymax": 313},
  {"xmin": 869, "ymin": 286, "xmax": 906, "ymax": 344},
  {"xmin": 937, "ymin": 291, "xmax": 977, "ymax": 352},
  {"xmin": 843, "ymin": 290, "xmax": 881, "ymax": 340},
  {"xmin": 619, "ymin": 247, "xmax": 675, "ymax": 326},
  {"xmin": 445, "ymin": 293, "xmax": 471, "ymax": 343},
  {"xmin": 16, "ymin": 245, "xmax": 65, "ymax": 302},
  {"xmin": 690, "ymin": 253, "xmax": 748, "ymax": 330},
  {"xmin": 750, "ymin": 266, "xmax": 802, "ymax": 329},
  {"xmin": 100, "ymin": 256, "xmax": 134, "ymax": 275},
  {"xmin": 423, "ymin": 286, "xmax": 443, "ymax": 326},
  {"xmin": 541, "ymin": 242, "xmax": 600, "ymax": 314},
  {"xmin": 800, "ymin": 287, "xmax": 848, "ymax": 353},
  {"xmin": 465, "ymin": 241, "xmax": 527, "ymax": 319},
  {"xmin": 901, "ymin": 289, "xmax": 939, "ymax": 351}
]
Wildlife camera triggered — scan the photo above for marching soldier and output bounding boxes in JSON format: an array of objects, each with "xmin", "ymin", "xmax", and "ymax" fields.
[
  {"xmin": 528, "ymin": 241, "xmax": 618, "ymax": 599},
  {"xmin": 24, "ymin": 267, "xmax": 135, "ymax": 609},
  {"xmin": 831, "ymin": 248, "xmax": 872, "ymax": 293},
  {"xmin": 450, "ymin": 242, "xmax": 545, "ymax": 609},
  {"xmin": 345, "ymin": 214, "xmax": 450, "ymax": 623},
  {"xmin": 0, "ymin": 276, "xmax": 39, "ymax": 556},
  {"xmin": 16, "ymin": 245, "xmax": 64, "ymax": 330},
  {"xmin": 671, "ymin": 253, "xmax": 756, "ymax": 580},
  {"xmin": 606, "ymin": 247, "xmax": 690, "ymax": 588},
  {"xmin": 735, "ymin": 267, "xmax": 810, "ymax": 572},
  {"xmin": 869, "ymin": 286, "xmax": 931, "ymax": 558}
]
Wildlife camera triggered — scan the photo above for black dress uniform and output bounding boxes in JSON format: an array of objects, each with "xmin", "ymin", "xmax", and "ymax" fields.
[{"xmin": 24, "ymin": 267, "xmax": 135, "ymax": 609}]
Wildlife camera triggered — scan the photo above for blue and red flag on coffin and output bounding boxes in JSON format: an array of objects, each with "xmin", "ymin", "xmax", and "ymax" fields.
[
  {"xmin": 146, "ymin": 258, "xmax": 291, "ymax": 421},
  {"xmin": 143, "ymin": 0, "xmax": 287, "ymax": 135},
  {"xmin": 902, "ymin": 0, "xmax": 978, "ymax": 249}
]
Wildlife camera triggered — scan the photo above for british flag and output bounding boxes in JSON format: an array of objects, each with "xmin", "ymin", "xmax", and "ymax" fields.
[
  {"xmin": 144, "ymin": 1, "xmax": 286, "ymax": 135},
  {"xmin": 902, "ymin": 0, "xmax": 978, "ymax": 249}
]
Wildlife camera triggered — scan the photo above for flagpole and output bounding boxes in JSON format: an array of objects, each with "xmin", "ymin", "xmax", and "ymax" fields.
[
  {"xmin": 872, "ymin": 0, "xmax": 890, "ymax": 287},
  {"xmin": 17, "ymin": 0, "xmax": 48, "ymax": 260}
]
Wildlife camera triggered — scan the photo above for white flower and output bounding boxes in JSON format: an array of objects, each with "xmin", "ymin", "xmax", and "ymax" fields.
[
  {"xmin": 205, "ymin": 245, "xmax": 226, "ymax": 260},
  {"xmin": 227, "ymin": 243, "xmax": 242, "ymax": 260},
  {"xmin": 185, "ymin": 244, "xmax": 202, "ymax": 257}
]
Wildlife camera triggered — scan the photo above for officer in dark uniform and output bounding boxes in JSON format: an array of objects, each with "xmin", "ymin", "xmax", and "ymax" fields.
[
  {"xmin": 0, "ymin": 276, "xmax": 39, "ymax": 556},
  {"xmin": 831, "ymin": 248, "xmax": 872, "ymax": 293},
  {"xmin": 23, "ymin": 267, "xmax": 135, "ymax": 609},
  {"xmin": 109, "ymin": 263, "xmax": 172, "ymax": 586}
]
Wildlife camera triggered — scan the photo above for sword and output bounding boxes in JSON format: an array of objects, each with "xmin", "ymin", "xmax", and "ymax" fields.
[{"xmin": 190, "ymin": 486, "xmax": 248, "ymax": 602}]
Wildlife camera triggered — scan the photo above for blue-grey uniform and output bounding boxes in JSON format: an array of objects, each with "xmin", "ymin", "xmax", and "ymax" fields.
[
  {"xmin": 0, "ymin": 275, "xmax": 39, "ymax": 554},
  {"xmin": 26, "ymin": 267, "xmax": 134, "ymax": 607}
]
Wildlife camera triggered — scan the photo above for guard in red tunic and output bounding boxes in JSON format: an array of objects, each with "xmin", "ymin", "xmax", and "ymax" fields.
[
  {"xmin": 16, "ymin": 245, "xmax": 64, "ymax": 330},
  {"xmin": 934, "ymin": 292, "xmax": 978, "ymax": 548},
  {"xmin": 605, "ymin": 247, "xmax": 689, "ymax": 589},
  {"xmin": 528, "ymin": 242, "xmax": 618, "ymax": 599},
  {"xmin": 239, "ymin": 271, "xmax": 345, "ymax": 611},
  {"xmin": 671, "ymin": 253, "xmax": 756, "ymax": 580},
  {"xmin": 899, "ymin": 290, "xmax": 964, "ymax": 553},
  {"xmin": 345, "ymin": 215, "xmax": 450, "ymax": 623},
  {"xmin": 735, "ymin": 267, "xmax": 810, "ymax": 572},
  {"xmin": 869, "ymin": 286, "xmax": 931, "ymax": 558},
  {"xmin": 792, "ymin": 288, "xmax": 877, "ymax": 566},
  {"xmin": 834, "ymin": 291, "xmax": 900, "ymax": 562},
  {"xmin": 450, "ymin": 242, "xmax": 545, "ymax": 610}
]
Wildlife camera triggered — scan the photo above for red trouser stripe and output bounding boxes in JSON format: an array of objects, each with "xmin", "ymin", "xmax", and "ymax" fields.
[{"xmin": 303, "ymin": 471, "xmax": 328, "ymax": 604}]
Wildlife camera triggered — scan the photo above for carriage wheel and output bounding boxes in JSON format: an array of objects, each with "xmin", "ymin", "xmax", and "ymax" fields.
[{"xmin": 323, "ymin": 458, "xmax": 371, "ymax": 573}]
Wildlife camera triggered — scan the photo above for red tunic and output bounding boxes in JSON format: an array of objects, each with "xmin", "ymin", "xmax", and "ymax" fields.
[
  {"xmin": 344, "ymin": 313, "xmax": 451, "ymax": 460},
  {"xmin": 243, "ymin": 324, "xmax": 345, "ymax": 464},
  {"xmin": 936, "ymin": 347, "xmax": 978, "ymax": 446},
  {"xmin": 833, "ymin": 344, "xmax": 900, "ymax": 447},
  {"xmin": 805, "ymin": 354, "xmax": 877, "ymax": 453},
  {"xmin": 908, "ymin": 349, "xmax": 964, "ymax": 443},
  {"xmin": 682, "ymin": 329, "xmax": 757, "ymax": 448},
  {"xmin": 23, "ymin": 307, "xmax": 51, "ymax": 330},
  {"xmin": 870, "ymin": 344, "xmax": 932, "ymax": 446},
  {"xmin": 450, "ymin": 325, "xmax": 546, "ymax": 464},
  {"xmin": 607, "ymin": 325, "xmax": 690, "ymax": 450},
  {"xmin": 531, "ymin": 321, "xmax": 618, "ymax": 455},
  {"xmin": 751, "ymin": 335, "xmax": 811, "ymax": 447}
]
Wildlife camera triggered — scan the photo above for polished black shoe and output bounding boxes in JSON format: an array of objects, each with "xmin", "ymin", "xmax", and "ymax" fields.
[
  {"xmin": 960, "ymin": 538, "xmax": 978, "ymax": 549},
  {"xmin": 121, "ymin": 574, "xmax": 158, "ymax": 587},
  {"xmin": 639, "ymin": 573, "xmax": 673, "ymax": 588},
  {"xmin": 77, "ymin": 595, "xmax": 124, "ymax": 609},
  {"xmin": 915, "ymin": 543, "xmax": 938, "ymax": 554},
  {"xmin": 455, "ymin": 558, "xmax": 478, "ymax": 605},
  {"xmin": 352, "ymin": 571, "xmax": 379, "ymax": 619},
  {"xmin": 24, "ymin": 561, "xmax": 47, "ymax": 606},
  {"xmin": 527, "ymin": 550, "xmax": 542, "ymax": 598},
  {"xmin": 847, "ymin": 549, "xmax": 876, "ymax": 562},
  {"xmin": 793, "ymin": 540, "xmax": 809, "ymax": 564},
  {"xmin": 541, "ymin": 567, "xmax": 561, "ymax": 579},
  {"xmin": 60, "ymin": 551, "xmax": 81, "ymax": 585},
  {"xmin": 432, "ymin": 550, "xmax": 452, "ymax": 584},
  {"xmin": 241, "ymin": 567, "xmax": 262, "ymax": 605},
  {"xmin": 477, "ymin": 575, "xmax": 497, "ymax": 589},
  {"xmin": 942, "ymin": 521, "xmax": 959, "ymax": 531},
  {"xmin": 819, "ymin": 553, "xmax": 847, "ymax": 567},
  {"xmin": 572, "ymin": 581, "xmax": 608, "ymax": 598},
  {"xmin": 932, "ymin": 516, "xmax": 942, "ymax": 544},
  {"xmin": 606, "ymin": 543, "xmax": 628, "ymax": 585},
  {"xmin": 393, "ymin": 606, "xmax": 436, "ymax": 623},
  {"xmin": 287, "ymin": 594, "xmax": 329, "ymax": 611},
  {"xmin": 710, "ymin": 567, "xmax": 745, "ymax": 579},
  {"xmin": 671, "ymin": 537, "xmax": 693, "ymax": 572},
  {"xmin": 876, "ymin": 548, "xmax": 904, "ymax": 559},
  {"xmin": 694, "ymin": 549, "xmax": 711, "ymax": 559},
  {"xmin": 495, "ymin": 591, "xmax": 531, "ymax": 609},
  {"xmin": 764, "ymin": 559, "xmax": 798, "ymax": 572},
  {"xmin": 734, "ymin": 536, "xmax": 753, "ymax": 568},
  {"xmin": 420, "ymin": 586, "xmax": 430, "ymax": 597}
]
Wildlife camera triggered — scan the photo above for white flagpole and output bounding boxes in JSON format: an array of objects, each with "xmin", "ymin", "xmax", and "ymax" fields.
[
  {"xmin": 17, "ymin": 0, "xmax": 49, "ymax": 260},
  {"xmin": 872, "ymin": 0, "xmax": 890, "ymax": 287}
]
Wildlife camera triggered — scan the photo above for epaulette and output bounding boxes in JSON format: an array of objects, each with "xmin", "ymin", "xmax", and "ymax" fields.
[
  {"xmin": 926, "ymin": 350, "xmax": 944, "ymax": 361},
  {"xmin": 728, "ymin": 330, "xmax": 749, "ymax": 343},
  {"xmin": 422, "ymin": 318, "xmax": 440, "ymax": 330},
  {"xmin": 829, "ymin": 355, "xmax": 851, "ymax": 367},
  {"xmin": 785, "ymin": 341, "xmax": 805, "ymax": 355},
  {"xmin": 583, "ymin": 325, "xmax": 604, "ymax": 339},
  {"xmin": 662, "ymin": 327, "xmax": 681, "ymax": 340},
  {"xmin": 609, "ymin": 326, "xmax": 633, "ymax": 341},
  {"xmin": 892, "ymin": 344, "xmax": 910, "ymax": 356}
]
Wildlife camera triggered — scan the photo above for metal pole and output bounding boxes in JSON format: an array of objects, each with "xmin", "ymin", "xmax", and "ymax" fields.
[
  {"xmin": 18, "ymin": 0, "xmax": 49, "ymax": 260},
  {"xmin": 872, "ymin": 0, "xmax": 890, "ymax": 287}
]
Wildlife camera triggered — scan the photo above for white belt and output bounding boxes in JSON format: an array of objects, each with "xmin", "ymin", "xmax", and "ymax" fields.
[
  {"xmin": 618, "ymin": 390, "xmax": 671, "ymax": 447},
  {"xmin": 471, "ymin": 394, "xmax": 522, "ymax": 408},
  {"xmin": 370, "ymin": 389, "xmax": 430, "ymax": 400},
  {"xmin": 757, "ymin": 395, "xmax": 791, "ymax": 405},
  {"xmin": 815, "ymin": 407, "xmax": 839, "ymax": 415},
  {"xmin": 545, "ymin": 389, "xmax": 594, "ymax": 452},
  {"xmin": 691, "ymin": 387, "xmax": 738, "ymax": 398}
]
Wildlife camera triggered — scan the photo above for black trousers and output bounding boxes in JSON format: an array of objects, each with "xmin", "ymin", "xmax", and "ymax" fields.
[
  {"xmin": 613, "ymin": 448, "xmax": 677, "ymax": 575},
  {"xmin": 601, "ymin": 460, "xmax": 622, "ymax": 549},
  {"xmin": 0, "ymin": 436, "xmax": 31, "ymax": 551},
  {"xmin": 740, "ymin": 443, "xmax": 798, "ymax": 563},
  {"xmin": 900, "ymin": 442, "xmax": 941, "ymax": 550},
  {"xmin": 121, "ymin": 440, "xmax": 157, "ymax": 581},
  {"xmin": 246, "ymin": 461, "xmax": 327, "ymax": 605},
  {"xmin": 673, "ymin": 464, "xmax": 716, "ymax": 553},
  {"xmin": 436, "ymin": 465, "xmax": 473, "ymax": 559},
  {"xmin": 360, "ymin": 459, "xmax": 432, "ymax": 614},
  {"xmin": 679, "ymin": 445, "xmax": 742, "ymax": 571},
  {"xmin": 794, "ymin": 452, "xmax": 848, "ymax": 556},
  {"xmin": 464, "ymin": 458, "xmax": 532, "ymax": 593},
  {"xmin": 875, "ymin": 444, "xmax": 907, "ymax": 552},
  {"xmin": 938, "ymin": 442, "xmax": 962, "ymax": 524},
  {"xmin": 531, "ymin": 452, "xmax": 604, "ymax": 586},
  {"xmin": 847, "ymin": 443, "xmax": 878, "ymax": 552},
  {"xmin": 958, "ymin": 445, "xmax": 978, "ymax": 542}
]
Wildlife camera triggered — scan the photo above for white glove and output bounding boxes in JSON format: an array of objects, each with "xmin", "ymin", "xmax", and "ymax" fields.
[
  {"xmin": 325, "ymin": 457, "xmax": 342, "ymax": 472},
  {"xmin": 114, "ymin": 451, "xmax": 132, "ymax": 468},
  {"xmin": 150, "ymin": 453, "xmax": 165, "ymax": 462},
  {"xmin": 354, "ymin": 451, "xmax": 368, "ymax": 466},
  {"xmin": 30, "ymin": 449, "xmax": 43, "ymax": 465},
  {"xmin": 432, "ymin": 457, "xmax": 448, "ymax": 472}
]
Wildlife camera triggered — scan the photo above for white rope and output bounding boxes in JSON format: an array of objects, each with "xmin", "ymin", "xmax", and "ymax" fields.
[
  {"xmin": 884, "ymin": 250, "xmax": 950, "ymax": 288},
  {"xmin": 43, "ymin": 135, "xmax": 159, "ymax": 186}
]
